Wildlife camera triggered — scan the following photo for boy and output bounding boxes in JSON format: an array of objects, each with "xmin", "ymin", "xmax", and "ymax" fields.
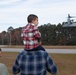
[
  {"xmin": 13, "ymin": 14, "xmax": 57, "ymax": 75},
  {"xmin": 21, "ymin": 14, "xmax": 45, "ymax": 51}
]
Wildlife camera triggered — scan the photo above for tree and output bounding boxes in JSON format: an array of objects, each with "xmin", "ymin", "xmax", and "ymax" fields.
[{"xmin": 7, "ymin": 26, "xmax": 14, "ymax": 45}]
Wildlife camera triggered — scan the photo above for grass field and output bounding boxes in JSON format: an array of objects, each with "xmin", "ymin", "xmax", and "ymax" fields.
[{"xmin": 0, "ymin": 52, "xmax": 76, "ymax": 75}]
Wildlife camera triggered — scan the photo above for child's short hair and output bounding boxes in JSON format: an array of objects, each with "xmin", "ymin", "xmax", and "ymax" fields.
[{"xmin": 27, "ymin": 14, "xmax": 38, "ymax": 23}]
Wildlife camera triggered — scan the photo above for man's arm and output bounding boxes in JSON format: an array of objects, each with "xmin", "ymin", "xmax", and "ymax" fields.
[
  {"xmin": 12, "ymin": 57, "xmax": 20, "ymax": 74},
  {"xmin": 46, "ymin": 53, "xmax": 58, "ymax": 75}
]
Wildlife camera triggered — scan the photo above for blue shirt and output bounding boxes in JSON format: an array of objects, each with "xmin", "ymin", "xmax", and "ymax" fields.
[{"xmin": 12, "ymin": 50, "xmax": 57, "ymax": 75}]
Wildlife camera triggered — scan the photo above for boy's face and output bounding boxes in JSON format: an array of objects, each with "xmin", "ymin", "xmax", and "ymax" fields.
[{"xmin": 32, "ymin": 18, "xmax": 38, "ymax": 26}]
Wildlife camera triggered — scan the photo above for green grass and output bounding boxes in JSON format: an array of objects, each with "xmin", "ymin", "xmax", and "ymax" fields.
[{"xmin": 0, "ymin": 52, "xmax": 76, "ymax": 75}]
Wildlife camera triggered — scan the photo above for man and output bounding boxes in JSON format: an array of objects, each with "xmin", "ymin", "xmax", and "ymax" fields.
[
  {"xmin": 12, "ymin": 49, "xmax": 57, "ymax": 75},
  {"xmin": 0, "ymin": 48, "xmax": 9, "ymax": 75}
]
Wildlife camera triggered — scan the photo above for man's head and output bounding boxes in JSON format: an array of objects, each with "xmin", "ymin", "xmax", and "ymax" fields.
[
  {"xmin": 0, "ymin": 48, "xmax": 2, "ymax": 57},
  {"xmin": 27, "ymin": 14, "xmax": 38, "ymax": 26}
]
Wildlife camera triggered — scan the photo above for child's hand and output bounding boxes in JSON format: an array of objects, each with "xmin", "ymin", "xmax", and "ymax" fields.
[{"xmin": 39, "ymin": 41, "xmax": 42, "ymax": 45}]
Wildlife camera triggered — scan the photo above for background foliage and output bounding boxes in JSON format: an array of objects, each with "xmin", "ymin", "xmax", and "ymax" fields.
[{"xmin": 0, "ymin": 23, "xmax": 76, "ymax": 45}]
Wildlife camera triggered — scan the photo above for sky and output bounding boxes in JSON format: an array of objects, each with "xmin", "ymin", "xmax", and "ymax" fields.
[{"xmin": 0, "ymin": 0, "xmax": 76, "ymax": 32}]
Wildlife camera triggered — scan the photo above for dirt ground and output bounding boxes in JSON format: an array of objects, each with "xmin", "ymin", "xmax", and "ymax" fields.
[{"xmin": 0, "ymin": 45, "xmax": 76, "ymax": 75}]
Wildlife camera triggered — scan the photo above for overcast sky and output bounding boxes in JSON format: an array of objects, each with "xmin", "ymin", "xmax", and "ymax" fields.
[{"xmin": 0, "ymin": 0, "xmax": 76, "ymax": 32}]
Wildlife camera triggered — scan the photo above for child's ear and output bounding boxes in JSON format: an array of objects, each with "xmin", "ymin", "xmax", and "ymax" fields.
[{"xmin": 32, "ymin": 20, "xmax": 34, "ymax": 23}]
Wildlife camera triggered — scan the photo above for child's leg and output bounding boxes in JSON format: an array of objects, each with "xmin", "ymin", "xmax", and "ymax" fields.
[{"xmin": 37, "ymin": 45, "xmax": 45, "ymax": 51}]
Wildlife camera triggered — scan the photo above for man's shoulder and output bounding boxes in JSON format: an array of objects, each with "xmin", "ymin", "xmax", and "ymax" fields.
[
  {"xmin": 17, "ymin": 50, "xmax": 25, "ymax": 56},
  {"xmin": 35, "ymin": 50, "xmax": 49, "ymax": 56},
  {"xmin": 18, "ymin": 50, "xmax": 48, "ymax": 56}
]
